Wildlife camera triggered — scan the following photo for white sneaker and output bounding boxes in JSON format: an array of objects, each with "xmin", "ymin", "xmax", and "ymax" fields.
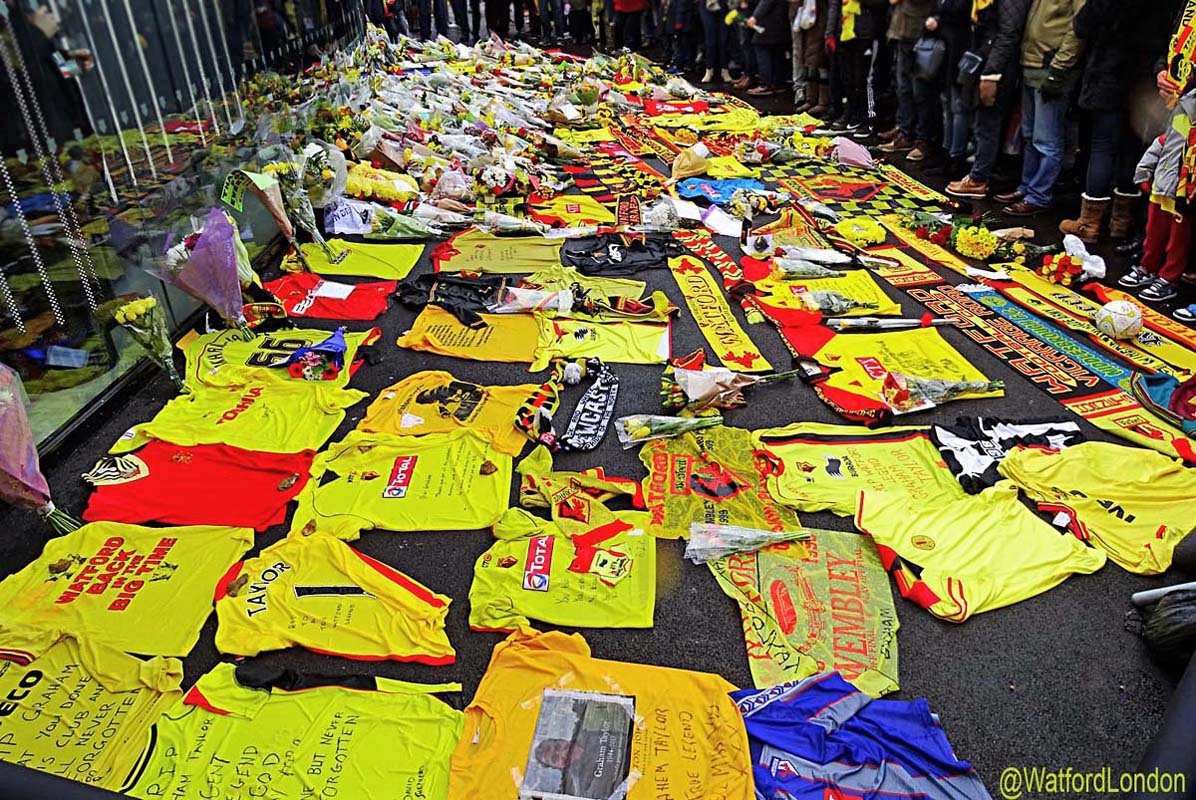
[
  {"xmin": 720, "ymin": 68, "xmax": 733, "ymax": 83},
  {"xmin": 701, "ymin": 69, "xmax": 714, "ymax": 83}
]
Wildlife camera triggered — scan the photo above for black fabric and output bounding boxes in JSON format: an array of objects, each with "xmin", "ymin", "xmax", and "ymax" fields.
[
  {"xmin": 557, "ymin": 361, "xmax": 620, "ymax": 451},
  {"xmin": 930, "ymin": 416, "xmax": 1085, "ymax": 493},
  {"xmin": 395, "ymin": 274, "xmax": 509, "ymax": 328},
  {"xmin": 234, "ymin": 663, "xmax": 382, "ymax": 693},
  {"xmin": 750, "ymin": 0, "xmax": 790, "ymax": 45},
  {"xmin": 560, "ymin": 233, "xmax": 685, "ymax": 276},
  {"xmin": 1075, "ymin": 0, "xmax": 1181, "ymax": 111}
]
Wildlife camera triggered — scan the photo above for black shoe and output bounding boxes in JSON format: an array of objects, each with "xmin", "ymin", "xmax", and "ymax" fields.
[
  {"xmin": 1115, "ymin": 238, "xmax": 1144, "ymax": 257},
  {"xmin": 851, "ymin": 124, "xmax": 874, "ymax": 140}
]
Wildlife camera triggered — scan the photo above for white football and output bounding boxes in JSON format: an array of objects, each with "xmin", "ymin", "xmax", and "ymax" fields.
[{"xmin": 1093, "ymin": 299, "xmax": 1144, "ymax": 340}]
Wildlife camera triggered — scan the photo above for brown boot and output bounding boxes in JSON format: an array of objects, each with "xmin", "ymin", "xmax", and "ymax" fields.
[
  {"xmin": 806, "ymin": 82, "xmax": 830, "ymax": 117},
  {"xmin": 1109, "ymin": 189, "xmax": 1140, "ymax": 240},
  {"xmin": 1058, "ymin": 193, "xmax": 1110, "ymax": 244},
  {"xmin": 795, "ymin": 79, "xmax": 819, "ymax": 113}
]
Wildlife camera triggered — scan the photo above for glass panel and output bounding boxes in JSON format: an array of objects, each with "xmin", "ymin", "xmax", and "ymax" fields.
[{"xmin": 0, "ymin": 0, "xmax": 366, "ymax": 447}]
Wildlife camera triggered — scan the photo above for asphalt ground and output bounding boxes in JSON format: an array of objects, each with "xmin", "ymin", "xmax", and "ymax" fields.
[{"xmin": 3, "ymin": 91, "xmax": 1195, "ymax": 798}]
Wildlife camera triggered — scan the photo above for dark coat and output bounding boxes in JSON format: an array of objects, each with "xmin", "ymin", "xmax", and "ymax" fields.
[
  {"xmin": 1075, "ymin": 0, "xmax": 1182, "ymax": 110},
  {"xmin": 932, "ymin": 0, "xmax": 972, "ymax": 77},
  {"xmin": 752, "ymin": 0, "xmax": 792, "ymax": 44},
  {"xmin": 970, "ymin": 0, "xmax": 1032, "ymax": 78},
  {"xmin": 826, "ymin": 0, "xmax": 889, "ymax": 42}
]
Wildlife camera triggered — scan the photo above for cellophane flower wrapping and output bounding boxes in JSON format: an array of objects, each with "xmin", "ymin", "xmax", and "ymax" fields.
[
  {"xmin": 0, "ymin": 364, "xmax": 80, "ymax": 534},
  {"xmin": 615, "ymin": 414, "xmax": 723, "ymax": 448},
  {"xmin": 685, "ymin": 523, "xmax": 811, "ymax": 563},
  {"xmin": 882, "ymin": 372, "xmax": 1005, "ymax": 414},
  {"xmin": 114, "ymin": 296, "xmax": 187, "ymax": 392},
  {"xmin": 160, "ymin": 208, "xmax": 248, "ymax": 327}
]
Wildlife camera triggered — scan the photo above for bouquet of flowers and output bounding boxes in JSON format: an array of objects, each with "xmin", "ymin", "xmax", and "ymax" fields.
[
  {"xmin": 834, "ymin": 217, "xmax": 886, "ymax": 247},
  {"xmin": 797, "ymin": 290, "xmax": 877, "ymax": 315},
  {"xmin": 0, "ymin": 364, "xmax": 81, "ymax": 535},
  {"xmin": 616, "ymin": 414, "xmax": 723, "ymax": 448},
  {"xmin": 155, "ymin": 208, "xmax": 251, "ymax": 333},
  {"xmin": 773, "ymin": 257, "xmax": 844, "ymax": 278},
  {"xmin": 1035, "ymin": 252, "xmax": 1085, "ymax": 286},
  {"xmin": 367, "ymin": 208, "xmax": 445, "ymax": 240},
  {"xmin": 685, "ymin": 523, "xmax": 811, "ymax": 563},
  {"xmin": 882, "ymin": 372, "xmax": 1004, "ymax": 414},
  {"xmin": 285, "ymin": 328, "xmax": 348, "ymax": 381},
  {"xmin": 662, "ymin": 367, "xmax": 808, "ymax": 411},
  {"xmin": 345, "ymin": 161, "xmax": 421, "ymax": 202},
  {"xmin": 113, "ymin": 296, "xmax": 187, "ymax": 392}
]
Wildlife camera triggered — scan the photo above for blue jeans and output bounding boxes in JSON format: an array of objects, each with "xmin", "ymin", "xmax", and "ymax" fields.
[
  {"xmin": 944, "ymin": 84, "xmax": 969, "ymax": 158},
  {"xmin": 419, "ymin": 0, "xmax": 449, "ymax": 37},
  {"xmin": 1017, "ymin": 83, "xmax": 1068, "ymax": 207},
  {"xmin": 540, "ymin": 0, "xmax": 565, "ymax": 37},
  {"xmin": 970, "ymin": 76, "xmax": 1016, "ymax": 182}
]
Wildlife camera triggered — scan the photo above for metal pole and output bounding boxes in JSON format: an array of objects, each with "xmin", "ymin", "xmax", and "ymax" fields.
[
  {"xmin": 161, "ymin": 0, "xmax": 206, "ymax": 146},
  {"xmin": 209, "ymin": 0, "xmax": 246, "ymax": 131},
  {"xmin": 95, "ymin": 0, "xmax": 157, "ymax": 177},
  {"xmin": 193, "ymin": 0, "xmax": 234, "ymax": 129},
  {"xmin": 179, "ymin": 0, "xmax": 221, "ymax": 135},
  {"xmin": 118, "ymin": 0, "xmax": 173, "ymax": 163},
  {"xmin": 0, "ymin": 159, "xmax": 64, "ymax": 326},
  {"xmin": 0, "ymin": 17, "xmax": 100, "ymax": 309},
  {"xmin": 75, "ymin": 0, "xmax": 138, "ymax": 186}
]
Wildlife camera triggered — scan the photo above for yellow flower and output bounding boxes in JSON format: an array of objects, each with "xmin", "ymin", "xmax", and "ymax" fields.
[{"xmin": 835, "ymin": 216, "xmax": 886, "ymax": 246}]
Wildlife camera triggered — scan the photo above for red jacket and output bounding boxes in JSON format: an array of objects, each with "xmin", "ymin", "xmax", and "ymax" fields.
[{"xmin": 613, "ymin": 0, "xmax": 648, "ymax": 13}]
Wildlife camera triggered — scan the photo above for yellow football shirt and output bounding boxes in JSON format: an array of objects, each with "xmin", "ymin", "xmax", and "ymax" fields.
[
  {"xmin": 751, "ymin": 269, "xmax": 903, "ymax": 317},
  {"xmin": 449, "ymin": 629, "xmax": 755, "ymax": 800},
  {"xmin": 640, "ymin": 425, "xmax": 804, "ymax": 538},
  {"xmin": 0, "ymin": 521, "xmax": 252, "ymax": 656},
  {"xmin": 998, "ymin": 442, "xmax": 1196, "ymax": 574},
  {"xmin": 753, "ymin": 422, "xmax": 965, "ymax": 515},
  {"xmin": 215, "ymin": 532, "xmax": 454, "ymax": 663},
  {"xmin": 124, "ymin": 663, "xmax": 463, "ymax": 800},
  {"xmin": 285, "ymin": 238, "xmax": 425, "ymax": 279},
  {"xmin": 183, "ymin": 327, "xmax": 379, "ymax": 391},
  {"xmin": 520, "ymin": 264, "xmax": 647, "ymax": 300},
  {"xmin": 532, "ymin": 316, "xmax": 671, "ymax": 371},
  {"xmin": 109, "ymin": 380, "xmax": 366, "ymax": 455},
  {"xmin": 854, "ymin": 484, "xmax": 1107, "ymax": 622},
  {"xmin": 0, "ymin": 626, "xmax": 181, "ymax": 790},
  {"xmin": 708, "ymin": 529, "xmax": 900, "ymax": 697},
  {"xmin": 359, "ymin": 370, "xmax": 538, "ymax": 456},
  {"xmin": 529, "ymin": 194, "xmax": 616, "ymax": 226},
  {"xmin": 434, "ymin": 229, "xmax": 564, "ymax": 274},
  {"xmin": 398, "ymin": 306, "xmax": 541, "ymax": 363},
  {"xmin": 290, "ymin": 429, "xmax": 512, "ymax": 540},
  {"xmin": 469, "ymin": 508, "xmax": 656, "ymax": 632}
]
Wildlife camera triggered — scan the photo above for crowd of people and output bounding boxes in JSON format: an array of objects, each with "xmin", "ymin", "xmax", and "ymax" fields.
[{"xmin": 364, "ymin": 0, "xmax": 1196, "ymax": 322}]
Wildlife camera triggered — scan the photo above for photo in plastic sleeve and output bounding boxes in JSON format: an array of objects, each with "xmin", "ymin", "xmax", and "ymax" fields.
[{"xmin": 521, "ymin": 689, "xmax": 636, "ymax": 800}]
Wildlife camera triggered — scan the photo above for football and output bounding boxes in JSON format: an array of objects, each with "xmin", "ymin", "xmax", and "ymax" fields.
[{"xmin": 1093, "ymin": 299, "xmax": 1144, "ymax": 340}]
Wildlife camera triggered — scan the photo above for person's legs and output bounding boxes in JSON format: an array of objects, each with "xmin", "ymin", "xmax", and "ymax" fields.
[
  {"xmin": 451, "ymin": 0, "xmax": 470, "ymax": 35},
  {"xmin": 1156, "ymin": 214, "xmax": 1192, "ymax": 285},
  {"xmin": 1085, "ymin": 109, "xmax": 1121, "ymax": 199},
  {"xmin": 470, "ymin": 0, "xmax": 482, "ymax": 37},
  {"xmin": 613, "ymin": 9, "xmax": 627, "ymax": 46},
  {"xmin": 434, "ymin": 0, "xmax": 450, "ymax": 35},
  {"xmin": 911, "ymin": 72, "xmax": 942, "ymax": 148},
  {"xmin": 893, "ymin": 39, "xmax": 915, "ymax": 139},
  {"xmin": 627, "ymin": 9, "xmax": 643, "ymax": 48},
  {"xmin": 946, "ymin": 84, "xmax": 969, "ymax": 158},
  {"xmin": 1016, "ymin": 84, "xmax": 1040, "ymax": 199},
  {"xmin": 1022, "ymin": 88, "xmax": 1067, "ymax": 207}
]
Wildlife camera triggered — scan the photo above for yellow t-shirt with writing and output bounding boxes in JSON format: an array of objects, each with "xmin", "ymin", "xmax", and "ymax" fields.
[
  {"xmin": 752, "ymin": 269, "xmax": 903, "ymax": 317},
  {"xmin": 285, "ymin": 238, "xmax": 424, "ymax": 279},
  {"xmin": 0, "ymin": 626, "xmax": 181, "ymax": 790},
  {"xmin": 124, "ymin": 663, "xmax": 463, "ymax": 800},
  {"xmin": 998, "ymin": 441, "xmax": 1196, "ymax": 575},
  {"xmin": 183, "ymin": 327, "xmax": 379, "ymax": 391},
  {"xmin": 753, "ymin": 422, "xmax": 965, "ymax": 516},
  {"xmin": 854, "ymin": 484, "xmax": 1107, "ymax": 622},
  {"xmin": 398, "ymin": 306, "xmax": 541, "ymax": 363},
  {"xmin": 290, "ymin": 429, "xmax": 512, "ymax": 540},
  {"xmin": 449, "ymin": 629, "xmax": 755, "ymax": 800},
  {"xmin": 359, "ymin": 370, "xmax": 538, "ymax": 456},
  {"xmin": 0, "ymin": 522, "xmax": 253, "ymax": 656},
  {"xmin": 215, "ymin": 532, "xmax": 454, "ymax": 663},
  {"xmin": 109, "ymin": 380, "xmax": 366, "ymax": 455}
]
